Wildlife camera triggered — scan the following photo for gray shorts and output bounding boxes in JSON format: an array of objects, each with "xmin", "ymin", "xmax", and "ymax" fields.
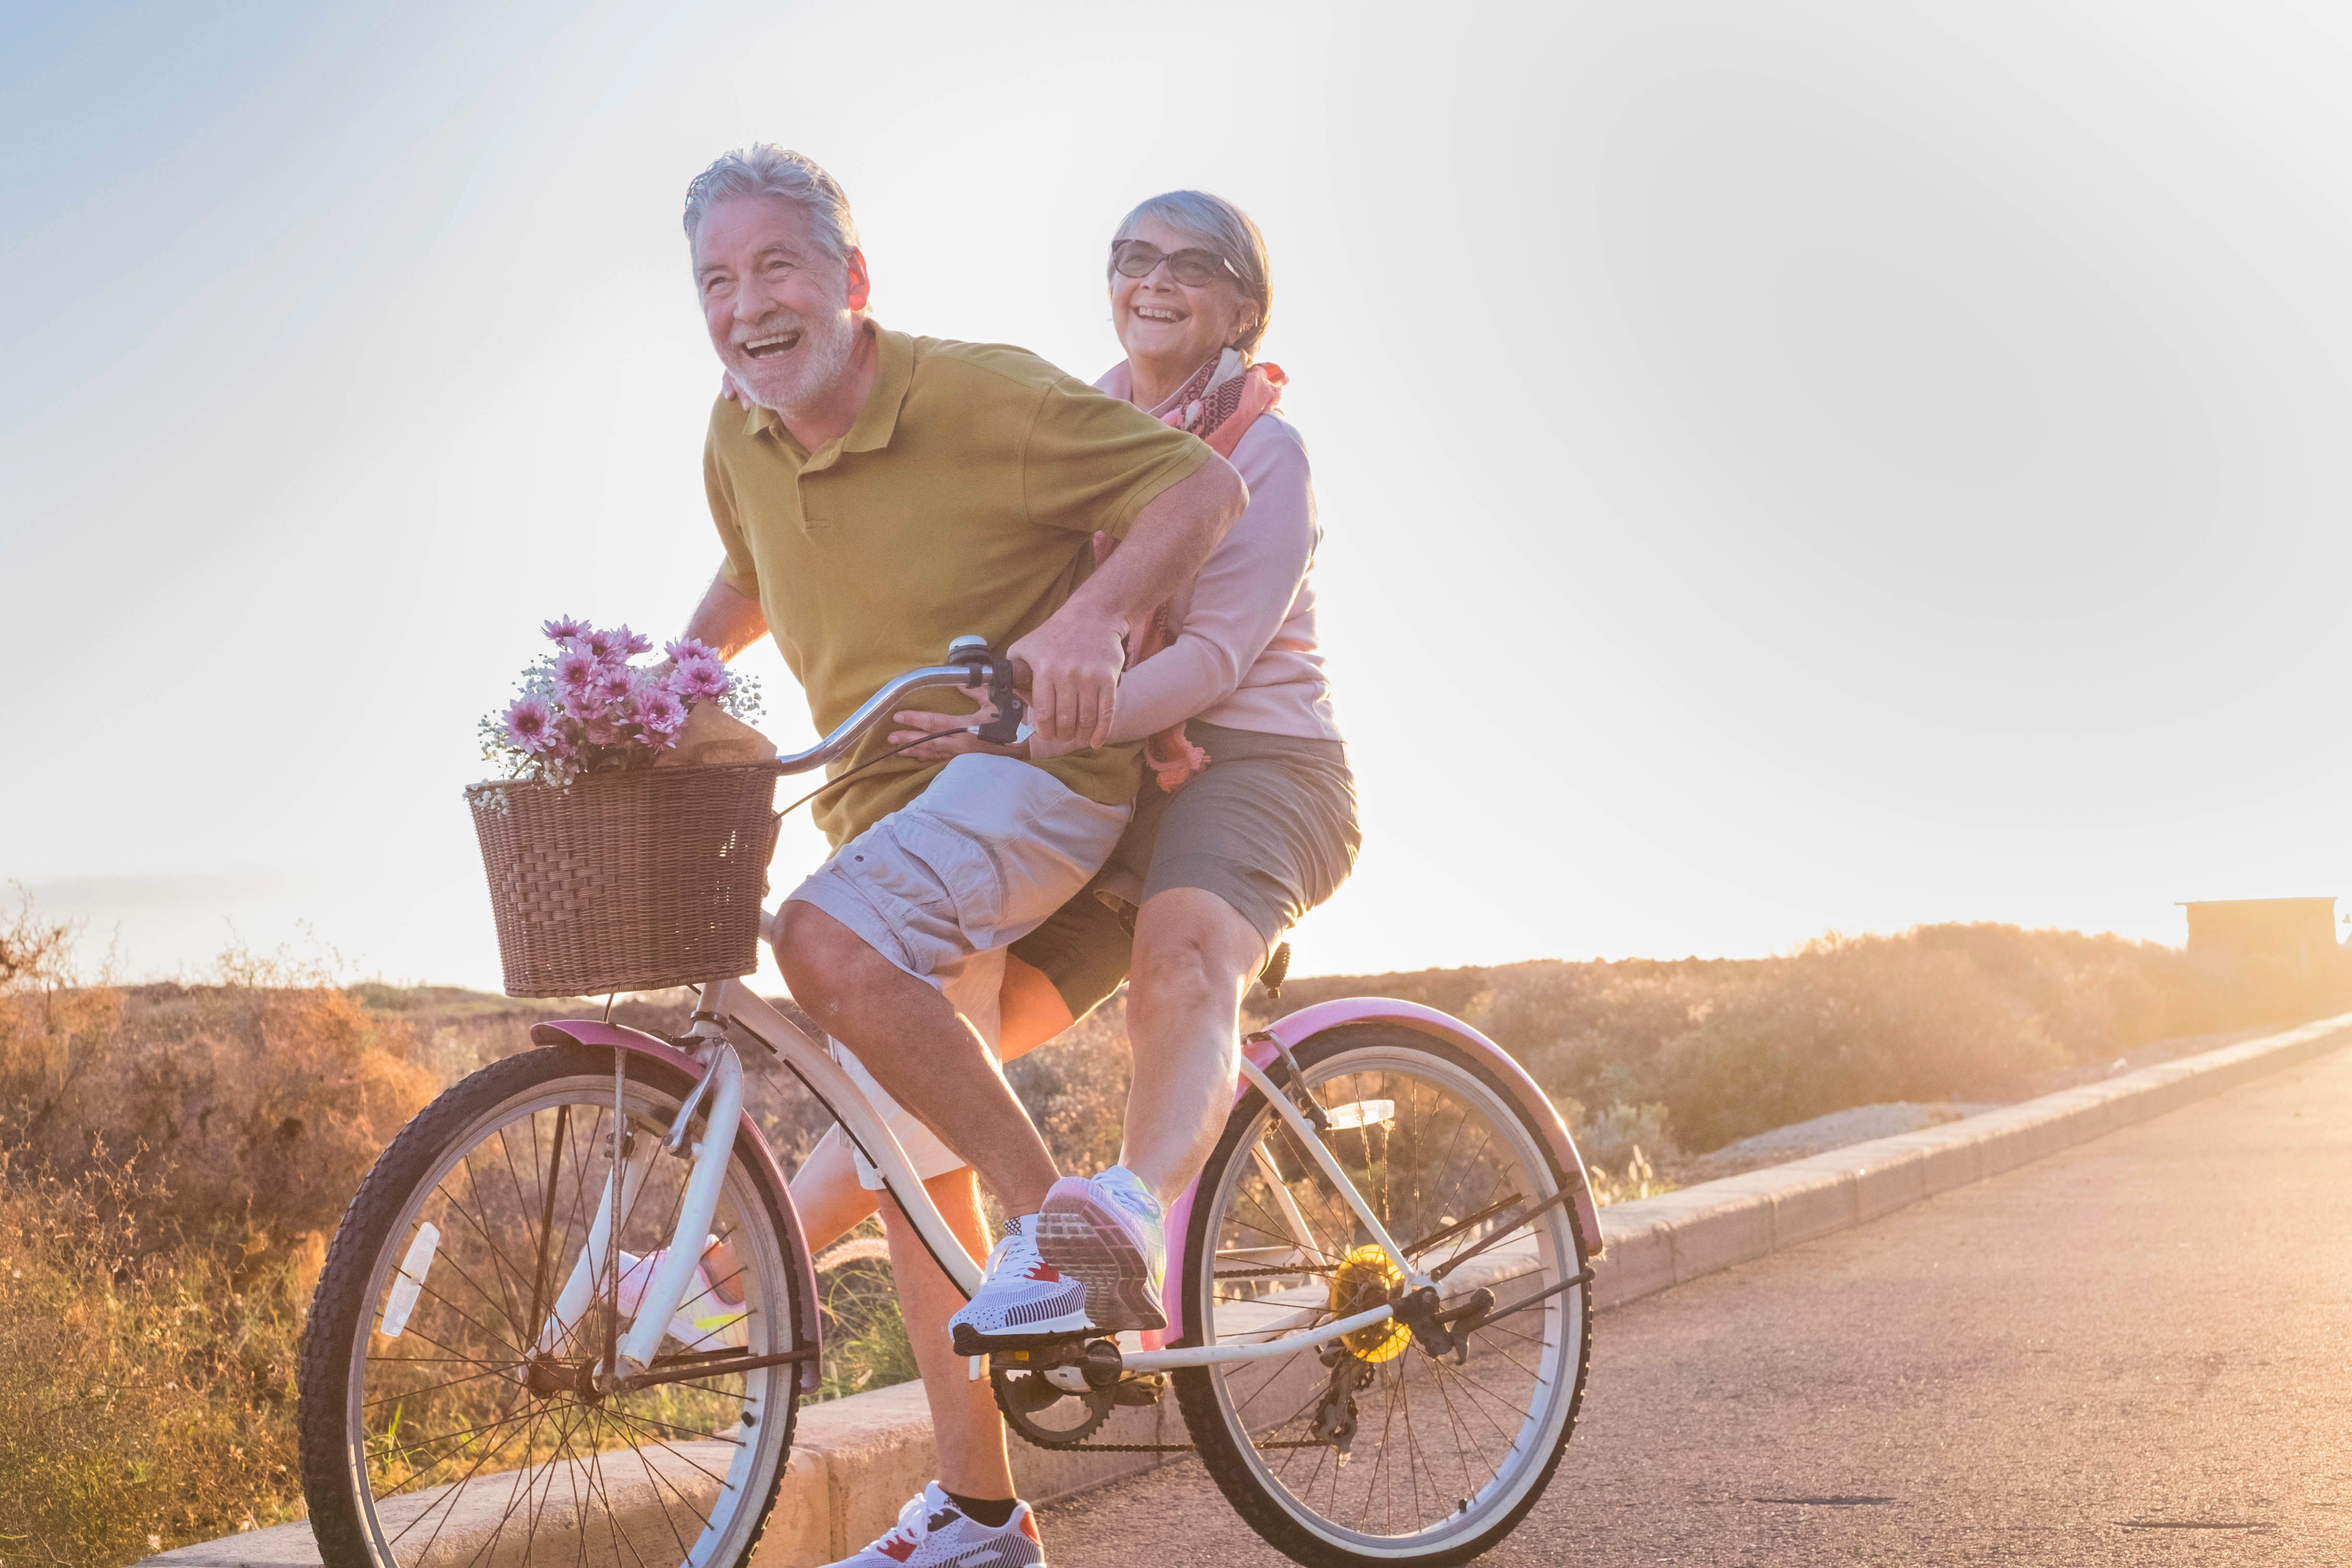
[
  {"xmin": 786, "ymin": 752, "xmax": 1130, "ymax": 1186},
  {"xmin": 1011, "ymin": 722, "xmax": 1360, "ymax": 1021}
]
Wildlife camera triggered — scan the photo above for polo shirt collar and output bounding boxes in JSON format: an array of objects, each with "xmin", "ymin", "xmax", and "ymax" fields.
[
  {"xmin": 844, "ymin": 325, "xmax": 914, "ymax": 453},
  {"xmin": 741, "ymin": 319, "xmax": 914, "ymax": 460}
]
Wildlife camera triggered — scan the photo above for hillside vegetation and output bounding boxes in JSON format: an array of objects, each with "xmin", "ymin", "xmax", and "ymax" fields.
[
  {"xmin": 0, "ymin": 893, "xmax": 2342, "ymax": 1562},
  {"xmin": 1269, "ymin": 923, "xmax": 2349, "ymax": 1158}
]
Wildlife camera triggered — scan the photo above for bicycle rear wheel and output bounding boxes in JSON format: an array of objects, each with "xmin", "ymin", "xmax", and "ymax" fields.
[
  {"xmin": 1173, "ymin": 1024, "xmax": 1590, "ymax": 1568},
  {"xmin": 298, "ymin": 1041, "xmax": 808, "ymax": 1567}
]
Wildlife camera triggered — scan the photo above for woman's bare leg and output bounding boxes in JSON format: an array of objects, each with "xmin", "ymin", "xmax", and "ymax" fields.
[
  {"xmin": 787, "ymin": 1127, "xmax": 882, "ymax": 1255},
  {"xmin": 1120, "ymin": 887, "xmax": 1268, "ymax": 1205},
  {"xmin": 883, "ymin": 1168, "xmax": 1016, "ymax": 1500}
]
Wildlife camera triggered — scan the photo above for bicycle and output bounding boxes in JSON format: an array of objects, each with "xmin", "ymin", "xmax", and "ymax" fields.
[{"xmin": 296, "ymin": 640, "xmax": 1605, "ymax": 1568}]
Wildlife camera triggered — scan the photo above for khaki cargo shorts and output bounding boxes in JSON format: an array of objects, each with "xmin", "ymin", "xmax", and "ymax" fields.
[{"xmin": 784, "ymin": 752, "xmax": 1130, "ymax": 1188}]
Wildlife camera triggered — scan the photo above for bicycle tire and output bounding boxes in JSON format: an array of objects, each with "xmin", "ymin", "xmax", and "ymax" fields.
[
  {"xmin": 297, "ymin": 1041, "xmax": 806, "ymax": 1567},
  {"xmin": 1171, "ymin": 1024, "xmax": 1592, "ymax": 1568}
]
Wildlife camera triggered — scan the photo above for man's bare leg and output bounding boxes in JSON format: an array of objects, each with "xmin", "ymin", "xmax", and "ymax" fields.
[
  {"xmin": 774, "ymin": 901, "xmax": 1060, "ymax": 1216},
  {"xmin": 1119, "ymin": 888, "xmax": 1268, "ymax": 1205},
  {"xmin": 885, "ymin": 1168, "xmax": 1016, "ymax": 1502}
]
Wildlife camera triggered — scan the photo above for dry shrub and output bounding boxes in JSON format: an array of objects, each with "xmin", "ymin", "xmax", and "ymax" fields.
[
  {"xmin": 0, "ymin": 1153, "xmax": 308, "ymax": 1563},
  {"xmin": 0, "ymin": 959, "xmax": 437, "ymax": 1268}
]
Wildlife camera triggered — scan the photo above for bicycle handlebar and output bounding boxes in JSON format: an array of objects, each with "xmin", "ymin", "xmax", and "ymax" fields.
[{"xmin": 772, "ymin": 642, "xmax": 1031, "ymax": 776}]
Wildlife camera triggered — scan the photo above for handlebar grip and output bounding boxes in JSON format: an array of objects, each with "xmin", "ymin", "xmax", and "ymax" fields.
[{"xmin": 1002, "ymin": 655, "xmax": 1033, "ymax": 694}]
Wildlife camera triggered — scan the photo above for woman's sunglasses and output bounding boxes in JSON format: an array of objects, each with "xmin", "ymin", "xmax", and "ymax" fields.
[{"xmin": 1111, "ymin": 239, "xmax": 1238, "ymax": 288}]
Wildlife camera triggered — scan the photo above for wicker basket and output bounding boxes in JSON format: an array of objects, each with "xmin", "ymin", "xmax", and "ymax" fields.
[{"xmin": 466, "ymin": 762, "xmax": 785, "ymax": 997}]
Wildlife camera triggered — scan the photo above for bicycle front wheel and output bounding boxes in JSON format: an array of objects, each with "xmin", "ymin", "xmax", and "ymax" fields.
[
  {"xmin": 1173, "ymin": 1024, "xmax": 1591, "ymax": 1568},
  {"xmin": 298, "ymin": 1041, "xmax": 808, "ymax": 1567}
]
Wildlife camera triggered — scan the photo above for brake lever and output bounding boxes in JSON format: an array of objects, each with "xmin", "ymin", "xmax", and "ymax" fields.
[
  {"xmin": 977, "ymin": 656, "xmax": 1027, "ymax": 745},
  {"xmin": 945, "ymin": 635, "xmax": 1028, "ymax": 747}
]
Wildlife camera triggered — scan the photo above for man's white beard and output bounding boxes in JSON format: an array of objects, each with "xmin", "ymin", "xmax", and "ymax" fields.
[{"xmin": 735, "ymin": 305, "xmax": 859, "ymax": 420}]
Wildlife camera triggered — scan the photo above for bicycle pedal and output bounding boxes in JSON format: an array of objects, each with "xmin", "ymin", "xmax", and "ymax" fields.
[{"xmin": 1112, "ymin": 1372, "xmax": 1165, "ymax": 1407}]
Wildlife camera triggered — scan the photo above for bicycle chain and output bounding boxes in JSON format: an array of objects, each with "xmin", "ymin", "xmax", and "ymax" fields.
[
  {"xmin": 1213, "ymin": 1263, "xmax": 1337, "ymax": 1280},
  {"xmin": 1022, "ymin": 1436, "xmax": 1331, "ymax": 1453}
]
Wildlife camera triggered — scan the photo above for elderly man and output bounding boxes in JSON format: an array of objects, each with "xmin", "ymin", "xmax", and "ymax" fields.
[{"xmin": 677, "ymin": 145, "xmax": 1243, "ymax": 1560}]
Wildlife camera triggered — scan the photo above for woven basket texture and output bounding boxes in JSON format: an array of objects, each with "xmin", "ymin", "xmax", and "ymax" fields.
[{"xmin": 466, "ymin": 762, "xmax": 784, "ymax": 997}]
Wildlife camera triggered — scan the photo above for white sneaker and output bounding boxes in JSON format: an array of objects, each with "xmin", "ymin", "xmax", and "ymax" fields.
[
  {"xmin": 1037, "ymin": 1166, "xmax": 1167, "ymax": 1333},
  {"xmin": 614, "ymin": 1242, "xmax": 747, "ymax": 1351},
  {"xmin": 827, "ymin": 1482, "xmax": 1044, "ymax": 1567},
  {"xmin": 947, "ymin": 1219, "xmax": 1092, "ymax": 1356}
]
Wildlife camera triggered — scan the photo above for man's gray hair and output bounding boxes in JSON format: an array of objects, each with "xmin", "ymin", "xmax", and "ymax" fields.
[
  {"xmin": 1111, "ymin": 190, "xmax": 1273, "ymax": 357},
  {"xmin": 683, "ymin": 145, "xmax": 859, "ymax": 263}
]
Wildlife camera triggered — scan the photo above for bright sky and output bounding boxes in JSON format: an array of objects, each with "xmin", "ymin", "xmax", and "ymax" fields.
[{"xmin": 8, "ymin": 0, "xmax": 2352, "ymax": 992}]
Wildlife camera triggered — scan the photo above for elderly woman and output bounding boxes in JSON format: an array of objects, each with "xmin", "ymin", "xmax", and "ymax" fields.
[{"xmin": 788, "ymin": 189, "xmax": 1355, "ymax": 1567}]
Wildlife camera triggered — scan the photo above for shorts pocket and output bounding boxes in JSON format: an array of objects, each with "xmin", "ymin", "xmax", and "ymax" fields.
[{"xmin": 887, "ymin": 813, "xmax": 1008, "ymax": 946}]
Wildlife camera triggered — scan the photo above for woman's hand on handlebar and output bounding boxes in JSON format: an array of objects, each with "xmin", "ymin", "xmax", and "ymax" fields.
[{"xmin": 887, "ymin": 706, "xmax": 1027, "ymax": 761}]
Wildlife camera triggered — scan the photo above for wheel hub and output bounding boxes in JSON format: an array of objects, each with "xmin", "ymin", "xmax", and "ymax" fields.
[{"xmin": 521, "ymin": 1355, "xmax": 605, "ymax": 1404}]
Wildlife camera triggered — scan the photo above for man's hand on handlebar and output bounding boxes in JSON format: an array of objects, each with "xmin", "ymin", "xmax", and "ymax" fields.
[{"xmin": 1005, "ymin": 610, "xmax": 1122, "ymax": 750}]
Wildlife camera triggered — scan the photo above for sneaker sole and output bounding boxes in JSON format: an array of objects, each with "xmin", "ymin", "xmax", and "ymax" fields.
[
  {"xmin": 1037, "ymin": 1183, "xmax": 1167, "ymax": 1334},
  {"xmin": 948, "ymin": 1311, "xmax": 1093, "ymax": 1357}
]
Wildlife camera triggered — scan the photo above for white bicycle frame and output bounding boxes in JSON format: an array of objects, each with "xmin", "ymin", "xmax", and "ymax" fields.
[
  {"xmin": 528, "ymin": 642, "xmax": 1444, "ymax": 1386},
  {"xmin": 538, "ymin": 971, "xmax": 1435, "ymax": 1384}
]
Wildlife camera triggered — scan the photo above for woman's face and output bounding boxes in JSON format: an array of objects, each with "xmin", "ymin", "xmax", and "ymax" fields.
[{"xmin": 1111, "ymin": 213, "xmax": 1256, "ymax": 376}]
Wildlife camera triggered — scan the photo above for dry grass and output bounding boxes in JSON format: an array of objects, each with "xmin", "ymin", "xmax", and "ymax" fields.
[
  {"xmin": 0, "ymin": 1156, "xmax": 312, "ymax": 1564},
  {"xmin": 1004, "ymin": 994, "xmax": 1134, "ymax": 1177},
  {"xmin": 810, "ymin": 1231, "xmax": 921, "ymax": 1401},
  {"xmin": 0, "ymin": 895, "xmax": 441, "ymax": 1561}
]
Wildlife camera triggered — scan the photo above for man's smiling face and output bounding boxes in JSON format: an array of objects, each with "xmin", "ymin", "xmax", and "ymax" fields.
[{"xmin": 693, "ymin": 194, "xmax": 864, "ymax": 417}]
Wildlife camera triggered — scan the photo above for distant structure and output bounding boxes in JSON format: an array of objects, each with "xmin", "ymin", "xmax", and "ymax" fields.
[{"xmin": 2179, "ymin": 897, "xmax": 2338, "ymax": 968}]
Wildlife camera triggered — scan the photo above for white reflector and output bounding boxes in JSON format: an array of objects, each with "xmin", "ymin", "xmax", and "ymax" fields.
[
  {"xmin": 1324, "ymin": 1099, "xmax": 1396, "ymax": 1130},
  {"xmin": 380, "ymin": 1221, "xmax": 441, "ymax": 1339}
]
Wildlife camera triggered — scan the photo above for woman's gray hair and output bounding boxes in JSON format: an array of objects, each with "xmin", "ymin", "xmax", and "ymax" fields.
[
  {"xmin": 1112, "ymin": 190, "xmax": 1273, "ymax": 357},
  {"xmin": 683, "ymin": 145, "xmax": 858, "ymax": 264}
]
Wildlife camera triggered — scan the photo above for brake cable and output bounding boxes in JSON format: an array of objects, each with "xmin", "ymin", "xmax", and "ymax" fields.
[
  {"xmin": 773, "ymin": 726, "xmax": 972, "ymax": 819},
  {"xmin": 775, "ymin": 647, "xmax": 1029, "ymax": 819}
]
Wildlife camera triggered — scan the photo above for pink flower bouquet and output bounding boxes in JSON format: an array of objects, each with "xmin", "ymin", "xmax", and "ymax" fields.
[{"xmin": 478, "ymin": 617, "xmax": 764, "ymax": 786}]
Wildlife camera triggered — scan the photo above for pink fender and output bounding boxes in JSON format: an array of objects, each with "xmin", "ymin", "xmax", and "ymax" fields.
[
  {"xmin": 1159, "ymin": 998, "xmax": 1602, "ymax": 1346},
  {"xmin": 530, "ymin": 1021, "xmax": 822, "ymax": 1395}
]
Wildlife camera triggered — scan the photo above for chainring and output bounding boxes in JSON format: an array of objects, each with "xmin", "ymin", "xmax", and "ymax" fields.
[{"xmin": 990, "ymin": 1365, "xmax": 1115, "ymax": 1448}]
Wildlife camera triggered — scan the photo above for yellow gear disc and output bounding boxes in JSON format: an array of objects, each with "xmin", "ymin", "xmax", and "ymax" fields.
[{"xmin": 1329, "ymin": 1243, "xmax": 1410, "ymax": 1363}]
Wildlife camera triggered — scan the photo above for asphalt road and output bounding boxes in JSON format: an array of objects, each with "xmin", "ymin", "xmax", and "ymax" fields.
[{"xmin": 1036, "ymin": 1042, "xmax": 2352, "ymax": 1566}]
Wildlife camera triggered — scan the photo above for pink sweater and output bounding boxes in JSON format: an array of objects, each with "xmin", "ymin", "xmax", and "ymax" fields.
[{"xmin": 1096, "ymin": 361, "xmax": 1343, "ymax": 745}]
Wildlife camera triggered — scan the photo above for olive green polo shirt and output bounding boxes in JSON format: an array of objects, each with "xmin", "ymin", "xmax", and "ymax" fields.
[{"xmin": 704, "ymin": 324, "xmax": 1214, "ymax": 846}]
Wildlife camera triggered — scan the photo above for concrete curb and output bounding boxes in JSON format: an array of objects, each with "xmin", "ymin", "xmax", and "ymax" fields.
[{"xmin": 146, "ymin": 1011, "xmax": 2352, "ymax": 1567}]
